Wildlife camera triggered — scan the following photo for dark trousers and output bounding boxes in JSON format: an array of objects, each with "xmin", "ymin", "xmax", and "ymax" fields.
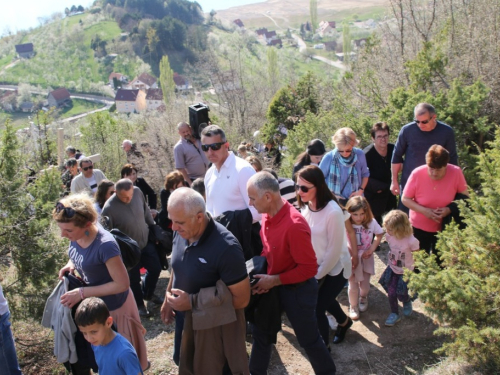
[
  {"xmin": 129, "ymin": 242, "xmax": 162, "ymax": 308},
  {"xmin": 316, "ymin": 273, "xmax": 348, "ymax": 346},
  {"xmin": 249, "ymin": 278, "xmax": 336, "ymax": 375},
  {"xmin": 173, "ymin": 310, "xmax": 185, "ymax": 366}
]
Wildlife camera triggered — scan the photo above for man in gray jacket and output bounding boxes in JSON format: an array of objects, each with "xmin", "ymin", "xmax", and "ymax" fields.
[{"xmin": 102, "ymin": 179, "xmax": 162, "ymax": 316}]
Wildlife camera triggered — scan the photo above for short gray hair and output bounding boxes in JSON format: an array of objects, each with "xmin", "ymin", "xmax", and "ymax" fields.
[
  {"xmin": 168, "ymin": 187, "xmax": 206, "ymax": 216},
  {"xmin": 201, "ymin": 125, "xmax": 226, "ymax": 142},
  {"xmin": 248, "ymin": 172, "xmax": 279, "ymax": 197},
  {"xmin": 78, "ymin": 157, "xmax": 93, "ymax": 168},
  {"xmin": 414, "ymin": 103, "xmax": 436, "ymax": 117},
  {"xmin": 122, "ymin": 139, "xmax": 133, "ymax": 146},
  {"xmin": 177, "ymin": 122, "xmax": 190, "ymax": 130},
  {"xmin": 115, "ymin": 178, "xmax": 134, "ymax": 192},
  {"xmin": 66, "ymin": 146, "xmax": 76, "ymax": 154}
]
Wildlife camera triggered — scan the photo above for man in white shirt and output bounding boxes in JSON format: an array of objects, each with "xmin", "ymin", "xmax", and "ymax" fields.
[
  {"xmin": 70, "ymin": 158, "xmax": 106, "ymax": 194},
  {"xmin": 202, "ymin": 125, "xmax": 260, "ymax": 223}
]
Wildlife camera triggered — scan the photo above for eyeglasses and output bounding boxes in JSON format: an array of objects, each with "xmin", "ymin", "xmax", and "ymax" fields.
[
  {"xmin": 201, "ymin": 142, "xmax": 225, "ymax": 152},
  {"xmin": 375, "ymin": 135, "xmax": 389, "ymax": 140},
  {"xmin": 338, "ymin": 149, "xmax": 353, "ymax": 154},
  {"xmin": 295, "ymin": 184, "xmax": 316, "ymax": 193},
  {"xmin": 55, "ymin": 202, "xmax": 87, "ymax": 219},
  {"xmin": 82, "ymin": 165, "xmax": 93, "ymax": 171},
  {"xmin": 414, "ymin": 118, "xmax": 432, "ymax": 125}
]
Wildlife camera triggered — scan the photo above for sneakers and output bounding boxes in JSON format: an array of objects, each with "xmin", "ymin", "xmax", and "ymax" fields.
[
  {"xmin": 403, "ymin": 300, "xmax": 413, "ymax": 316},
  {"xmin": 359, "ymin": 296, "xmax": 368, "ymax": 312},
  {"xmin": 138, "ymin": 306, "xmax": 150, "ymax": 317},
  {"xmin": 144, "ymin": 294, "xmax": 164, "ymax": 305},
  {"xmin": 327, "ymin": 314, "xmax": 338, "ymax": 330},
  {"xmin": 332, "ymin": 317, "xmax": 353, "ymax": 344},
  {"xmin": 385, "ymin": 313, "xmax": 401, "ymax": 326},
  {"xmin": 349, "ymin": 305, "xmax": 360, "ymax": 321}
]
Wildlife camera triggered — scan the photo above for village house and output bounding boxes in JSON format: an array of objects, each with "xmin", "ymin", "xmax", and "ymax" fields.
[
  {"xmin": 145, "ymin": 88, "xmax": 164, "ymax": 110},
  {"xmin": 317, "ymin": 21, "xmax": 336, "ymax": 37},
  {"xmin": 173, "ymin": 73, "xmax": 192, "ymax": 92},
  {"xmin": 269, "ymin": 39, "xmax": 283, "ymax": 48},
  {"xmin": 114, "ymin": 89, "xmax": 146, "ymax": 113},
  {"xmin": 47, "ymin": 88, "xmax": 71, "ymax": 108},
  {"xmin": 108, "ymin": 72, "xmax": 128, "ymax": 88},
  {"xmin": 15, "ymin": 43, "xmax": 35, "ymax": 59},
  {"xmin": 130, "ymin": 73, "xmax": 158, "ymax": 90},
  {"xmin": 20, "ymin": 102, "xmax": 34, "ymax": 113},
  {"xmin": 255, "ymin": 28, "xmax": 268, "ymax": 37},
  {"xmin": 263, "ymin": 30, "xmax": 277, "ymax": 44},
  {"xmin": 233, "ymin": 19, "xmax": 245, "ymax": 29}
]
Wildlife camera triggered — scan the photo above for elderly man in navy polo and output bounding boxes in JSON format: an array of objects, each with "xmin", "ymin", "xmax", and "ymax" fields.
[{"xmin": 390, "ymin": 103, "xmax": 458, "ymax": 212}]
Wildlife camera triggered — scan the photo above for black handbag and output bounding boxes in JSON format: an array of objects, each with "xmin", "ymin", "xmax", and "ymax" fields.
[
  {"xmin": 101, "ymin": 216, "xmax": 141, "ymax": 271},
  {"xmin": 110, "ymin": 228, "xmax": 141, "ymax": 271}
]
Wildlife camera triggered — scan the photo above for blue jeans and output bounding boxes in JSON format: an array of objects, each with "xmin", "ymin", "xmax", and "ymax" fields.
[
  {"xmin": 249, "ymin": 278, "xmax": 336, "ymax": 375},
  {"xmin": 0, "ymin": 311, "xmax": 22, "ymax": 375},
  {"xmin": 129, "ymin": 242, "xmax": 162, "ymax": 308}
]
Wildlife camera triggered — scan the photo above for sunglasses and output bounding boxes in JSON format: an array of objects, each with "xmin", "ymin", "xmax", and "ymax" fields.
[
  {"xmin": 82, "ymin": 165, "xmax": 93, "ymax": 171},
  {"xmin": 414, "ymin": 118, "xmax": 432, "ymax": 125},
  {"xmin": 338, "ymin": 149, "xmax": 353, "ymax": 154},
  {"xmin": 55, "ymin": 202, "xmax": 87, "ymax": 219},
  {"xmin": 201, "ymin": 142, "xmax": 225, "ymax": 152},
  {"xmin": 295, "ymin": 184, "xmax": 316, "ymax": 193}
]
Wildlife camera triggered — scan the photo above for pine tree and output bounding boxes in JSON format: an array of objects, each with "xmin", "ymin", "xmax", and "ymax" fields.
[
  {"xmin": 0, "ymin": 121, "xmax": 66, "ymax": 319},
  {"xmin": 409, "ymin": 129, "xmax": 500, "ymax": 370}
]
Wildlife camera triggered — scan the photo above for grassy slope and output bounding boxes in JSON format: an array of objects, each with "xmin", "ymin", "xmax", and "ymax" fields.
[
  {"xmin": 1, "ymin": 13, "xmax": 122, "ymax": 87},
  {"xmin": 242, "ymin": 5, "xmax": 386, "ymax": 29}
]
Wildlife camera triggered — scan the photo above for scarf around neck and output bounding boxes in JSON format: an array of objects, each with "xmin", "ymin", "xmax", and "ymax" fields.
[{"xmin": 327, "ymin": 149, "xmax": 359, "ymax": 199}]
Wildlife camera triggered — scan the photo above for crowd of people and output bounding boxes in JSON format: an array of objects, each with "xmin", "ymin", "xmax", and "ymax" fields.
[{"xmin": 0, "ymin": 101, "xmax": 465, "ymax": 374}]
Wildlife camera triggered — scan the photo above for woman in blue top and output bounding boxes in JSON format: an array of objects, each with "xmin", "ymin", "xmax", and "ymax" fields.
[
  {"xmin": 319, "ymin": 128, "xmax": 369, "ymax": 206},
  {"xmin": 53, "ymin": 194, "xmax": 148, "ymax": 372}
]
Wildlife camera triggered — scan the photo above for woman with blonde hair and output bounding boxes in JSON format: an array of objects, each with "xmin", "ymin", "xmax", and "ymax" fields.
[
  {"xmin": 52, "ymin": 194, "xmax": 148, "ymax": 372},
  {"xmin": 246, "ymin": 155, "xmax": 263, "ymax": 172},
  {"xmin": 319, "ymin": 128, "xmax": 369, "ymax": 206}
]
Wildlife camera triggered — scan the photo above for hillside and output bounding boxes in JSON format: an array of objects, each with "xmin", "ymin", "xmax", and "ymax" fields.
[{"xmin": 215, "ymin": 0, "xmax": 388, "ymax": 28}]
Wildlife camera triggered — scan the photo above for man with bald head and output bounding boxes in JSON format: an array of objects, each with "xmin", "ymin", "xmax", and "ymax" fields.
[
  {"xmin": 161, "ymin": 188, "xmax": 250, "ymax": 373},
  {"xmin": 102, "ymin": 179, "xmax": 162, "ymax": 317},
  {"xmin": 173, "ymin": 122, "xmax": 209, "ymax": 186},
  {"xmin": 247, "ymin": 172, "xmax": 337, "ymax": 375}
]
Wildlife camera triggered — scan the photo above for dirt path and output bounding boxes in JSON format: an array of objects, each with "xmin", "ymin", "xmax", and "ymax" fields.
[
  {"xmin": 16, "ymin": 243, "xmax": 443, "ymax": 374},
  {"xmin": 141, "ymin": 243, "xmax": 444, "ymax": 375}
]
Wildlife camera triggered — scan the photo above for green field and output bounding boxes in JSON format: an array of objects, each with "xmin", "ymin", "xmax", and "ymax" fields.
[
  {"xmin": 0, "ymin": 98, "xmax": 103, "ymax": 134},
  {"xmin": 59, "ymin": 98, "xmax": 103, "ymax": 118}
]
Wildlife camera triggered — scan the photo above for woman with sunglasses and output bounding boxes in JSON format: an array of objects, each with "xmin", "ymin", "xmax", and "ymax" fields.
[
  {"xmin": 296, "ymin": 165, "xmax": 354, "ymax": 347},
  {"xmin": 53, "ymin": 194, "xmax": 148, "ymax": 372},
  {"xmin": 319, "ymin": 128, "xmax": 369, "ymax": 207}
]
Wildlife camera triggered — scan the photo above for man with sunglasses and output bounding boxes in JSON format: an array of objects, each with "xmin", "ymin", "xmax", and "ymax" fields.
[
  {"xmin": 174, "ymin": 122, "xmax": 209, "ymax": 186},
  {"xmin": 201, "ymin": 125, "xmax": 260, "ymax": 224},
  {"xmin": 70, "ymin": 158, "xmax": 107, "ymax": 194},
  {"xmin": 390, "ymin": 103, "xmax": 457, "ymax": 212}
]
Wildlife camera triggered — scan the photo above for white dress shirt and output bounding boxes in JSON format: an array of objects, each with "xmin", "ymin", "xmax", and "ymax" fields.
[{"xmin": 205, "ymin": 152, "xmax": 261, "ymax": 222}]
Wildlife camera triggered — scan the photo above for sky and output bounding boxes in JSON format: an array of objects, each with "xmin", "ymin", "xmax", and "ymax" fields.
[{"xmin": 1, "ymin": 0, "xmax": 262, "ymax": 35}]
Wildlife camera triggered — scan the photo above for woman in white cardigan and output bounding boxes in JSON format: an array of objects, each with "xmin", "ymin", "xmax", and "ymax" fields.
[{"xmin": 296, "ymin": 165, "xmax": 353, "ymax": 347}]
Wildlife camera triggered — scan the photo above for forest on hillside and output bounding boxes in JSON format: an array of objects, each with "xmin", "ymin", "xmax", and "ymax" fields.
[{"xmin": 1, "ymin": 0, "xmax": 500, "ymax": 372}]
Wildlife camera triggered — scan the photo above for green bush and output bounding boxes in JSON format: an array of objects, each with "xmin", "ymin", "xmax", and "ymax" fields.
[{"xmin": 409, "ymin": 128, "xmax": 500, "ymax": 370}]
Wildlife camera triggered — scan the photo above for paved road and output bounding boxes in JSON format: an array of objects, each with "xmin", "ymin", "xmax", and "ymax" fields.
[
  {"xmin": 291, "ymin": 34, "xmax": 346, "ymax": 71},
  {"xmin": 0, "ymin": 84, "xmax": 112, "ymax": 121}
]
